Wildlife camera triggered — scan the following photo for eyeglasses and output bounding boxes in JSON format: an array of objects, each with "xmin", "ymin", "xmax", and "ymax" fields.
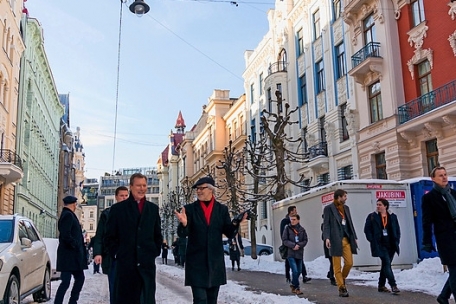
[{"xmin": 195, "ymin": 186, "xmax": 208, "ymax": 191}]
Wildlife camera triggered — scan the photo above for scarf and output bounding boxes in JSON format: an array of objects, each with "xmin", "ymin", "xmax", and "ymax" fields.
[
  {"xmin": 433, "ymin": 183, "xmax": 456, "ymax": 222},
  {"xmin": 200, "ymin": 196, "xmax": 215, "ymax": 225},
  {"xmin": 137, "ymin": 197, "xmax": 146, "ymax": 213},
  {"xmin": 333, "ymin": 199, "xmax": 345, "ymax": 218}
]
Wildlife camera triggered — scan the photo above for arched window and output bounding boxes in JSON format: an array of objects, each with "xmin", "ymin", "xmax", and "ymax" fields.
[{"xmin": 277, "ymin": 49, "xmax": 287, "ymax": 72}]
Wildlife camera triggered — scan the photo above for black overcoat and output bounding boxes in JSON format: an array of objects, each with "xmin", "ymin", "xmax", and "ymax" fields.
[
  {"xmin": 228, "ymin": 234, "xmax": 244, "ymax": 261},
  {"xmin": 364, "ymin": 211, "xmax": 401, "ymax": 257},
  {"xmin": 92, "ymin": 207, "xmax": 111, "ymax": 274},
  {"xmin": 56, "ymin": 207, "xmax": 88, "ymax": 272},
  {"xmin": 177, "ymin": 199, "xmax": 237, "ymax": 288},
  {"xmin": 105, "ymin": 196, "xmax": 162, "ymax": 304},
  {"xmin": 422, "ymin": 188, "xmax": 456, "ymax": 265},
  {"xmin": 322, "ymin": 203, "xmax": 358, "ymax": 257}
]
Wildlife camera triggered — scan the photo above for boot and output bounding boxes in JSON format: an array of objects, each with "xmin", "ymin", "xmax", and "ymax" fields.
[
  {"xmin": 294, "ymin": 288, "xmax": 303, "ymax": 295},
  {"xmin": 378, "ymin": 286, "xmax": 390, "ymax": 292},
  {"xmin": 391, "ymin": 286, "xmax": 400, "ymax": 294},
  {"xmin": 338, "ymin": 286, "xmax": 349, "ymax": 297},
  {"xmin": 290, "ymin": 285, "xmax": 296, "ymax": 294}
]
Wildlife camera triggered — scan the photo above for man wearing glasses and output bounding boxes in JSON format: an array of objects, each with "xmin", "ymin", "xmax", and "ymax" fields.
[{"xmin": 175, "ymin": 176, "xmax": 247, "ymax": 304}]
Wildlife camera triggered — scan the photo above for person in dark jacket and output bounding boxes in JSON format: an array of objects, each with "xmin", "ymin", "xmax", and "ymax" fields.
[
  {"xmin": 281, "ymin": 214, "xmax": 308, "ymax": 295},
  {"xmin": 174, "ymin": 176, "xmax": 247, "ymax": 304},
  {"xmin": 54, "ymin": 195, "xmax": 88, "ymax": 304},
  {"xmin": 162, "ymin": 240, "xmax": 169, "ymax": 265},
  {"xmin": 364, "ymin": 198, "xmax": 401, "ymax": 294},
  {"xmin": 321, "ymin": 215, "xmax": 336, "ymax": 286},
  {"xmin": 228, "ymin": 233, "xmax": 244, "ymax": 271},
  {"xmin": 422, "ymin": 166, "xmax": 456, "ymax": 304},
  {"xmin": 92, "ymin": 186, "xmax": 129, "ymax": 304},
  {"xmin": 172, "ymin": 237, "xmax": 180, "ymax": 265},
  {"xmin": 178, "ymin": 236, "xmax": 187, "ymax": 267},
  {"xmin": 323, "ymin": 189, "xmax": 358, "ymax": 298},
  {"xmin": 280, "ymin": 206, "xmax": 311, "ymax": 284},
  {"xmin": 105, "ymin": 173, "xmax": 163, "ymax": 304}
]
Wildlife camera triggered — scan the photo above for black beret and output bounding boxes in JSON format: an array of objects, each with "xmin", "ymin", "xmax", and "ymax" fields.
[
  {"xmin": 192, "ymin": 176, "xmax": 215, "ymax": 189},
  {"xmin": 63, "ymin": 195, "xmax": 78, "ymax": 205}
]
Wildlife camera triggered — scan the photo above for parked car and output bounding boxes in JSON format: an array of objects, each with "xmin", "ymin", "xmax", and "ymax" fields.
[
  {"xmin": 223, "ymin": 238, "xmax": 273, "ymax": 256},
  {"xmin": 43, "ymin": 238, "xmax": 60, "ymax": 280},
  {"xmin": 0, "ymin": 214, "xmax": 51, "ymax": 303}
]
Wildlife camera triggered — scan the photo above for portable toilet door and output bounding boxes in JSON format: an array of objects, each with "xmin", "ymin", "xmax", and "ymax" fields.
[{"xmin": 408, "ymin": 178, "xmax": 456, "ymax": 260}]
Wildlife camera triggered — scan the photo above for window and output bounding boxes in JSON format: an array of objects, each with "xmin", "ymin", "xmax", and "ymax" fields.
[
  {"xmin": 318, "ymin": 173, "xmax": 330, "ymax": 185},
  {"xmin": 250, "ymin": 83, "xmax": 255, "ymax": 104},
  {"xmin": 313, "ymin": 9, "xmax": 321, "ymax": 39},
  {"xmin": 340, "ymin": 103, "xmax": 349, "ymax": 141},
  {"xmin": 297, "ymin": 29, "xmax": 304, "ymax": 56},
  {"xmin": 369, "ymin": 81, "xmax": 383, "ymax": 123},
  {"xmin": 276, "ymin": 83, "xmax": 283, "ymax": 112},
  {"xmin": 320, "ymin": 116, "xmax": 326, "ymax": 143},
  {"xmin": 251, "ymin": 118, "xmax": 256, "ymax": 142},
  {"xmin": 338, "ymin": 165, "xmax": 353, "ymax": 180},
  {"xmin": 335, "ymin": 43, "xmax": 346, "ymax": 79},
  {"xmin": 411, "ymin": 0, "xmax": 425, "ymax": 27},
  {"xmin": 261, "ymin": 201, "xmax": 268, "ymax": 219},
  {"xmin": 426, "ymin": 139, "xmax": 439, "ymax": 175},
  {"xmin": 267, "ymin": 88, "xmax": 272, "ymax": 112},
  {"xmin": 299, "ymin": 74, "xmax": 307, "ymax": 106},
  {"xmin": 89, "ymin": 211, "xmax": 94, "ymax": 218},
  {"xmin": 302, "ymin": 127, "xmax": 308, "ymax": 155},
  {"xmin": 333, "ymin": 0, "xmax": 341, "ymax": 20},
  {"xmin": 364, "ymin": 14, "xmax": 376, "ymax": 45},
  {"xmin": 259, "ymin": 73, "xmax": 263, "ymax": 94},
  {"xmin": 89, "ymin": 224, "xmax": 94, "ymax": 230},
  {"xmin": 375, "ymin": 152, "xmax": 387, "ymax": 179},
  {"xmin": 418, "ymin": 60, "xmax": 432, "ymax": 95},
  {"xmin": 316, "ymin": 60, "xmax": 325, "ymax": 93}
]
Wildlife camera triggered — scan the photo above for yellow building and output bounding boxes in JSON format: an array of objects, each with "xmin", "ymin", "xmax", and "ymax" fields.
[{"xmin": 0, "ymin": 1, "xmax": 25, "ymax": 214}]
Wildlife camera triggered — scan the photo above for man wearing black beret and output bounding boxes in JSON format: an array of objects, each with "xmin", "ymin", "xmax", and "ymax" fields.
[
  {"xmin": 175, "ymin": 176, "xmax": 248, "ymax": 304},
  {"xmin": 55, "ymin": 195, "xmax": 88, "ymax": 304}
]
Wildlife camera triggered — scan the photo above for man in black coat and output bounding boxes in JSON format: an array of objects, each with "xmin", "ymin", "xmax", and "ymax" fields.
[
  {"xmin": 55, "ymin": 195, "xmax": 88, "ymax": 304},
  {"xmin": 105, "ymin": 173, "xmax": 163, "ymax": 304},
  {"xmin": 92, "ymin": 186, "xmax": 129, "ymax": 304},
  {"xmin": 174, "ymin": 176, "xmax": 247, "ymax": 304},
  {"xmin": 422, "ymin": 166, "xmax": 456, "ymax": 304}
]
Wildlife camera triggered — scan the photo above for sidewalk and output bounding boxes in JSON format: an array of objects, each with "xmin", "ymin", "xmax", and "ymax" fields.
[{"xmin": 226, "ymin": 269, "xmax": 440, "ymax": 304}]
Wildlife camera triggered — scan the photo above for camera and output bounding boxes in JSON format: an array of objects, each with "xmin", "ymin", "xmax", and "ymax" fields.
[{"xmin": 232, "ymin": 209, "xmax": 254, "ymax": 224}]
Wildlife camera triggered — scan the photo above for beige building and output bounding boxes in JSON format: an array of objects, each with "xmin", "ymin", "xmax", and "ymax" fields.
[{"xmin": 0, "ymin": 1, "xmax": 25, "ymax": 214}]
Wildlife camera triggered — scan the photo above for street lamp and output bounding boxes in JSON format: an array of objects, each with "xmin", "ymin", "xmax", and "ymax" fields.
[{"xmin": 129, "ymin": 0, "xmax": 150, "ymax": 17}]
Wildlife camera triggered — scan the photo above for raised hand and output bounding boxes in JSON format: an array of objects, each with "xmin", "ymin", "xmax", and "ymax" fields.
[{"xmin": 174, "ymin": 207, "xmax": 187, "ymax": 227}]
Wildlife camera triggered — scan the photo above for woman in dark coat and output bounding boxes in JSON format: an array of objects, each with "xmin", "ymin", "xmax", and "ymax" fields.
[
  {"xmin": 229, "ymin": 233, "xmax": 244, "ymax": 271},
  {"xmin": 161, "ymin": 240, "xmax": 169, "ymax": 265},
  {"xmin": 55, "ymin": 196, "xmax": 88, "ymax": 304},
  {"xmin": 364, "ymin": 198, "xmax": 401, "ymax": 293}
]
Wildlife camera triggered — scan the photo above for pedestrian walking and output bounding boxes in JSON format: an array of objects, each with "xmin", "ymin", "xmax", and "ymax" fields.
[
  {"xmin": 229, "ymin": 233, "xmax": 244, "ymax": 271},
  {"xmin": 54, "ymin": 195, "xmax": 88, "ymax": 304},
  {"xmin": 281, "ymin": 214, "xmax": 308, "ymax": 296},
  {"xmin": 174, "ymin": 176, "xmax": 248, "ymax": 304},
  {"xmin": 322, "ymin": 189, "xmax": 358, "ymax": 297},
  {"xmin": 280, "ymin": 206, "xmax": 311, "ymax": 284},
  {"xmin": 105, "ymin": 173, "xmax": 163, "ymax": 304},
  {"xmin": 364, "ymin": 198, "xmax": 401, "ymax": 294},
  {"xmin": 172, "ymin": 237, "xmax": 180, "ymax": 265},
  {"xmin": 178, "ymin": 236, "xmax": 187, "ymax": 267},
  {"xmin": 422, "ymin": 166, "xmax": 456, "ymax": 304},
  {"xmin": 87, "ymin": 238, "xmax": 100, "ymax": 274},
  {"xmin": 162, "ymin": 240, "xmax": 169, "ymax": 265},
  {"xmin": 92, "ymin": 186, "xmax": 129, "ymax": 304},
  {"xmin": 321, "ymin": 215, "xmax": 336, "ymax": 286}
]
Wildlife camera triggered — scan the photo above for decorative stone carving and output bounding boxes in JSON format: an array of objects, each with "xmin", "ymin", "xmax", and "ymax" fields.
[
  {"xmin": 400, "ymin": 131, "xmax": 417, "ymax": 148},
  {"xmin": 324, "ymin": 121, "xmax": 335, "ymax": 141},
  {"xmin": 449, "ymin": 1, "xmax": 456, "ymax": 20},
  {"xmin": 317, "ymin": 93, "xmax": 325, "ymax": 116},
  {"xmin": 424, "ymin": 122, "xmax": 443, "ymax": 139},
  {"xmin": 314, "ymin": 38, "xmax": 323, "ymax": 61},
  {"xmin": 372, "ymin": 141, "xmax": 381, "ymax": 152},
  {"xmin": 407, "ymin": 21, "xmax": 428, "ymax": 50},
  {"xmin": 449, "ymin": 30, "xmax": 456, "ymax": 57},
  {"xmin": 333, "ymin": 19, "xmax": 343, "ymax": 45},
  {"xmin": 442, "ymin": 115, "xmax": 456, "ymax": 132},
  {"xmin": 407, "ymin": 48, "xmax": 433, "ymax": 80},
  {"xmin": 345, "ymin": 104, "xmax": 358, "ymax": 138}
]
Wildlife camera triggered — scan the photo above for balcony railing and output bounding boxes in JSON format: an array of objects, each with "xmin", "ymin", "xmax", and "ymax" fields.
[
  {"xmin": 268, "ymin": 61, "xmax": 287, "ymax": 75},
  {"xmin": 351, "ymin": 42, "xmax": 381, "ymax": 68},
  {"xmin": 0, "ymin": 149, "xmax": 23, "ymax": 170},
  {"xmin": 307, "ymin": 142, "xmax": 328, "ymax": 159},
  {"xmin": 398, "ymin": 79, "xmax": 456, "ymax": 124}
]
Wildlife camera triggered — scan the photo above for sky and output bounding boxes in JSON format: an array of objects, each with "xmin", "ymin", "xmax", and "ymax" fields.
[
  {"xmin": 24, "ymin": 0, "xmax": 272, "ymax": 179},
  {"xmin": 24, "ymin": 253, "xmax": 450, "ymax": 303}
]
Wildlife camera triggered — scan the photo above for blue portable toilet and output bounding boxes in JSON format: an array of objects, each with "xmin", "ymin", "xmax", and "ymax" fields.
[{"xmin": 403, "ymin": 177, "xmax": 456, "ymax": 261}]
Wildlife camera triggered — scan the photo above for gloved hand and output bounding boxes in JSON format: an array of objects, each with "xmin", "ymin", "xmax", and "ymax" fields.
[{"xmin": 422, "ymin": 244, "xmax": 436, "ymax": 253}]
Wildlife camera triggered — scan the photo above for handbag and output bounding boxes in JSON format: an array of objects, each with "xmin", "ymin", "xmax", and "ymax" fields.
[{"xmin": 279, "ymin": 244, "xmax": 288, "ymax": 259}]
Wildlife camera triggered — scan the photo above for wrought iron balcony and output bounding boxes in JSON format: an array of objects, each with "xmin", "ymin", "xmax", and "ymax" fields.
[
  {"xmin": 307, "ymin": 142, "xmax": 328, "ymax": 159},
  {"xmin": 267, "ymin": 61, "xmax": 287, "ymax": 75},
  {"xmin": 0, "ymin": 149, "xmax": 23, "ymax": 184},
  {"xmin": 398, "ymin": 79, "xmax": 456, "ymax": 124},
  {"xmin": 351, "ymin": 42, "xmax": 381, "ymax": 68}
]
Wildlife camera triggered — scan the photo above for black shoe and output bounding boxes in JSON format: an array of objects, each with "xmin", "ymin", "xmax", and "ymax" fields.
[
  {"xmin": 302, "ymin": 277, "xmax": 312, "ymax": 283},
  {"xmin": 391, "ymin": 286, "xmax": 400, "ymax": 294},
  {"xmin": 437, "ymin": 295, "xmax": 450, "ymax": 304},
  {"xmin": 378, "ymin": 286, "xmax": 390, "ymax": 293},
  {"xmin": 238, "ymin": 267, "xmax": 241, "ymax": 271},
  {"xmin": 338, "ymin": 287, "xmax": 349, "ymax": 297},
  {"xmin": 232, "ymin": 267, "xmax": 235, "ymax": 271},
  {"xmin": 330, "ymin": 279, "xmax": 337, "ymax": 286},
  {"xmin": 286, "ymin": 277, "xmax": 291, "ymax": 283}
]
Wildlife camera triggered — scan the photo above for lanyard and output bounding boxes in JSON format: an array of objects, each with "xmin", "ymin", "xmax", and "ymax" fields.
[
  {"xmin": 338, "ymin": 209, "xmax": 345, "ymax": 219},
  {"xmin": 289, "ymin": 226, "xmax": 299, "ymax": 236},
  {"xmin": 382, "ymin": 215, "xmax": 387, "ymax": 229}
]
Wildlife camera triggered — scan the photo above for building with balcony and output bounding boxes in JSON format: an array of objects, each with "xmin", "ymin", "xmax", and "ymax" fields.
[
  {"xmin": 80, "ymin": 178, "xmax": 99, "ymax": 241},
  {"xmin": 0, "ymin": 1, "xmax": 25, "ymax": 214},
  {"xmin": 243, "ymin": 0, "xmax": 357, "ymax": 244},
  {"xmin": 14, "ymin": 17, "xmax": 64, "ymax": 236}
]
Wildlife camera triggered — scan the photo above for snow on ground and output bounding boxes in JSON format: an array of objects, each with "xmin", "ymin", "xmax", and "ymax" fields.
[{"xmin": 24, "ymin": 255, "xmax": 449, "ymax": 303}]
